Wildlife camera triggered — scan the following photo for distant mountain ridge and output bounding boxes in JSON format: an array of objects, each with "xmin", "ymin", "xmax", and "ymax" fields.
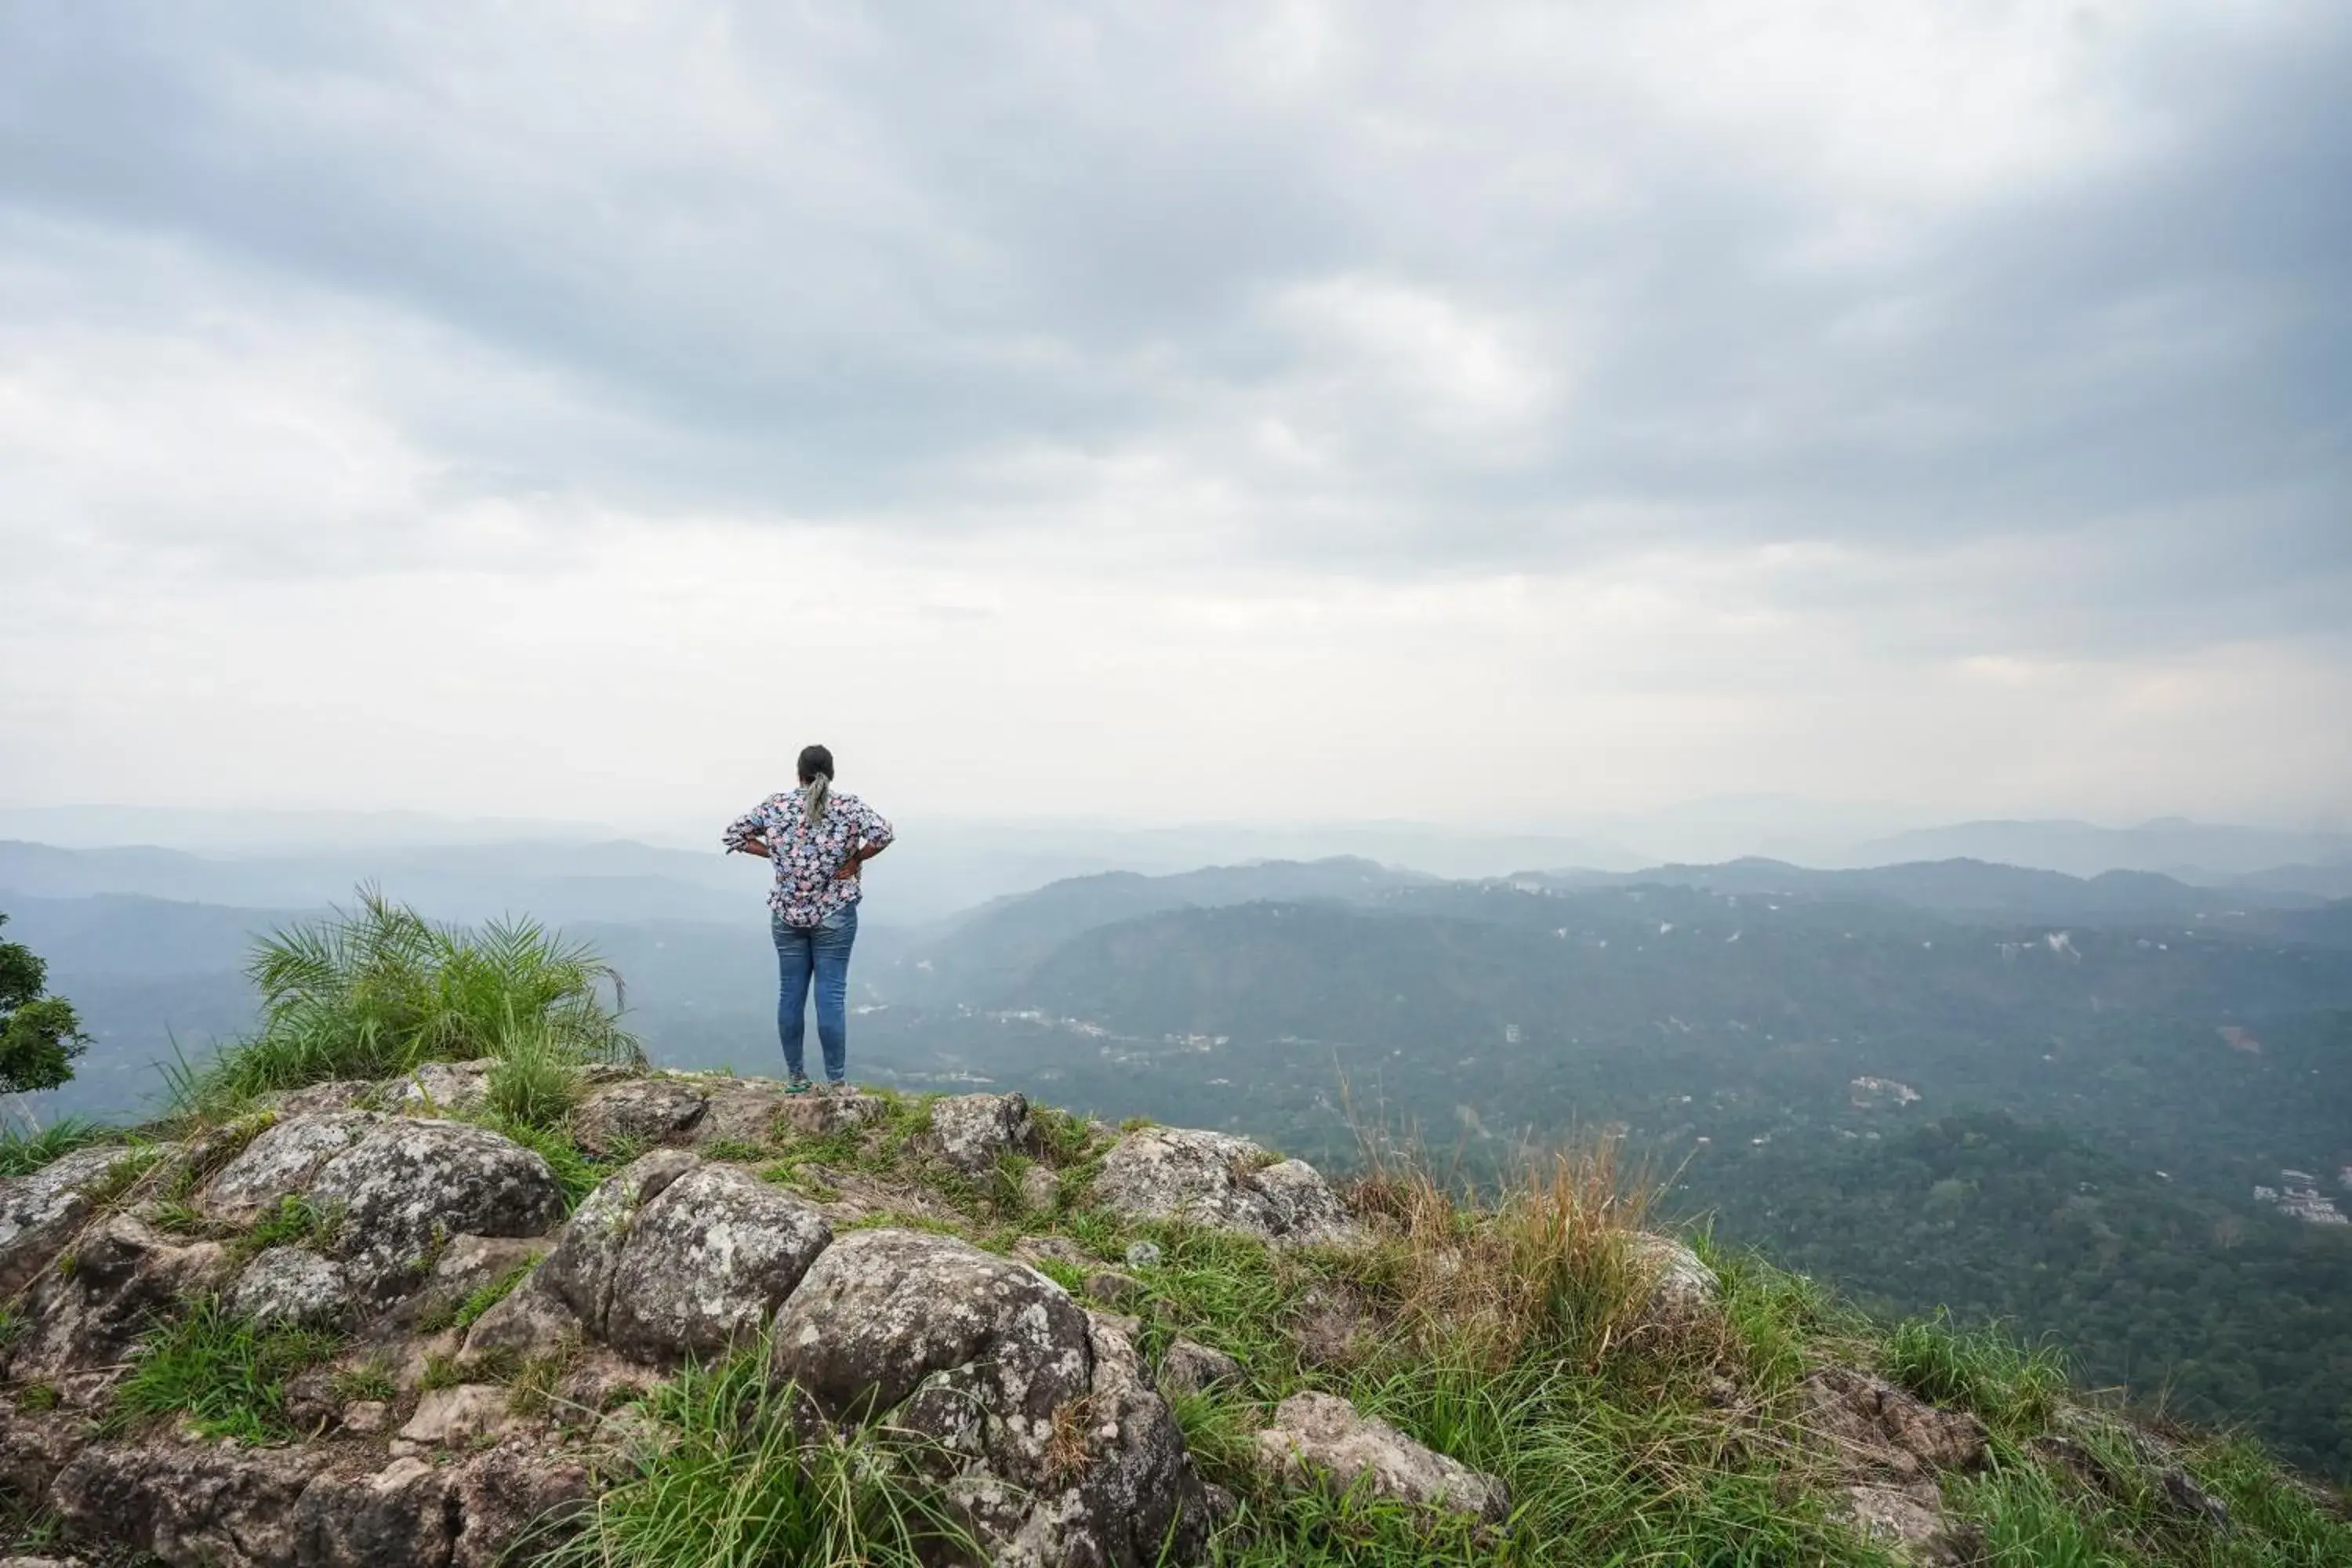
[
  {"xmin": 1515, "ymin": 855, "xmax": 2331, "ymax": 921},
  {"xmin": 1853, "ymin": 817, "xmax": 2352, "ymax": 880}
]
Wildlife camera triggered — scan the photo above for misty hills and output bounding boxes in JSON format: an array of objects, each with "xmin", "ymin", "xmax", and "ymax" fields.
[
  {"xmin": 0, "ymin": 837, "xmax": 761, "ymax": 927},
  {"xmin": 1513, "ymin": 855, "xmax": 2339, "ymax": 924},
  {"xmin": 1851, "ymin": 816, "xmax": 2352, "ymax": 887}
]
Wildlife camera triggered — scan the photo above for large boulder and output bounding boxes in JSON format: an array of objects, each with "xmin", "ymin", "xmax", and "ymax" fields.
[
  {"xmin": 1254, "ymin": 1391, "xmax": 1511, "ymax": 1527},
  {"xmin": 1094, "ymin": 1127, "xmax": 1359, "ymax": 1247},
  {"xmin": 771, "ymin": 1227, "xmax": 1209, "ymax": 1566},
  {"xmin": 203, "ymin": 1113, "xmax": 381, "ymax": 1221},
  {"xmin": 537, "ymin": 1151, "xmax": 830, "ymax": 1361},
  {"xmin": 928, "ymin": 1092, "xmax": 1033, "ymax": 1175},
  {"xmin": 304, "ymin": 1119, "xmax": 568, "ymax": 1296},
  {"xmin": 0, "ymin": 1145, "xmax": 157, "ymax": 1294}
]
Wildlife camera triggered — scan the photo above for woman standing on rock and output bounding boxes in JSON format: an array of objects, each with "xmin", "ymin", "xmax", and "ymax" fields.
[{"xmin": 722, "ymin": 745, "xmax": 894, "ymax": 1095}]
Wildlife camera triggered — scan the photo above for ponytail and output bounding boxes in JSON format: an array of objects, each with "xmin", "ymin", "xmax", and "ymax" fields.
[{"xmin": 794, "ymin": 743, "xmax": 837, "ymax": 824}]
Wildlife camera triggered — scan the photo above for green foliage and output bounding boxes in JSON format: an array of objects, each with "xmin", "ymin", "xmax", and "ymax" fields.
[
  {"xmin": 109, "ymin": 1297, "xmax": 344, "ymax": 1443},
  {"xmin": 0, "ymin": 912, "xmax": 89, "ymax": 1097},
  {"xmin": 182, "ymin": 887, "xmax": 637, "ymax": 1110},
  {"xmin": 0, "ymin": 1118, "xmax": 111, "ymax": 1177},
  {"xmin": 1885, "ymin": 1311, "xmax": 2067, "ymax": 1440},
  {"xmin": 535, "ymin": 1340, "xmax": 977, "ymax": 1568},
  {"xmin": 1713, "ymin": 1111, "xmax": 2352, "ymax": 1479}
]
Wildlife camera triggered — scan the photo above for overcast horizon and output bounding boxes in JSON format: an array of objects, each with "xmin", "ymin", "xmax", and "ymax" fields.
[{"xmin": 5, "ymin": 3, "xmax": 2348, "ymax": 833}]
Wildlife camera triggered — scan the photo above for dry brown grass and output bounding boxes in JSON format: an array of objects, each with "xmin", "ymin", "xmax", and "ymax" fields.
[
  {"xmin": 1344, "ymin": 1127, "xmax": 1674, "ymax": 1372},
  {"xmin": 1040, "ymin": 1393, "xmax": 1105, "ymax": 1486}
]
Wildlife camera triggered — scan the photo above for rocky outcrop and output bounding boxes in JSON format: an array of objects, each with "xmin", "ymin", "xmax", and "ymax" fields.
[
  {"xmin": 1801, "ymin": 1367, "xmax": 1991, "ymax": 1565},
  {"xmin": 1254, "ymin": 1391, "xmax": 1510, "ymax": 1526},
  {"xmin": 533, "ymin": 1151, "xmax": 829, "ymax": 1361},
  {"xmin": 45, "ymin": 1435, "xmax": 587, "ymax": 1568},
  {"xmin": 12, "ymin": 1057, "xmax": 2190, "ymax": 1568},
  {"xmin": 307, "ymin": 1119, "xmax": 568, "ymax": 1295},
  {"xmin": 6, "ymin": 1214, "xmax": 233, "ymax": 1386},
  {"xmin": 927, "ymin": 1091, "xmax": 1034, "ymax": 1174},
  {"xmin": 772, "ymin": 1227, "xmax": 1209, "ymax": 1565},
  {"xmin": 1094, "ymin": 1127, "xmax": 1359, "ymax": 1247},
  {"xmin": 0, "ymin": 1145, "xmax": 158, "ymax": 1295}
]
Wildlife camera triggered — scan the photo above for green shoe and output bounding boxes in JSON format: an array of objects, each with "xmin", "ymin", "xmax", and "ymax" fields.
[{"xmin": 785, "ymin": 1075, "xmax": 814, "ymax": 1094}]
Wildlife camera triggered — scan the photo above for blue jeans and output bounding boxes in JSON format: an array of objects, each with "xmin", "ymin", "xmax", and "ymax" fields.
[{"xmin": 773, "ymin": 904, "xmax": 857, "ymax": 1082}]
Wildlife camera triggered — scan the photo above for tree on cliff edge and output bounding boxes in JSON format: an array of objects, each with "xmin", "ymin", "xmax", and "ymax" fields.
[{"xmin": 0, "ymin": 912, "xmax": 89, "ymax": 1119}]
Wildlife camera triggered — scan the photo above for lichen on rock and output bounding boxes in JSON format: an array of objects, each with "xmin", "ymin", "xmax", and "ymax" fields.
[{"xmin": 1094, "ymin": 1126, "xmax": 1360, "ymax": 1247}]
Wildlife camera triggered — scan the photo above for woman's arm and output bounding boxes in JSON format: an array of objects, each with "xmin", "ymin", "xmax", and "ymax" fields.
[
  {"xmin": 720, "ymin": 801, "xmax": 775, "ymax": 856},
  {"xmin": 833, "ymin": 839, "xmax": 887, "ymax": 879}
]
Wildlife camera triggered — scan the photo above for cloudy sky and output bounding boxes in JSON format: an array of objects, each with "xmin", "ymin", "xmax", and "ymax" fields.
[{"xmin": 2, "ymin": 1, "xmax": 2347, "ymax": 837}]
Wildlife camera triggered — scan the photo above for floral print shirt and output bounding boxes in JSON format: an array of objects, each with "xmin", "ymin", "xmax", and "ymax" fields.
[{"xmin": 721, "ymin": 789, "xmax": 895, "ymax": 927}]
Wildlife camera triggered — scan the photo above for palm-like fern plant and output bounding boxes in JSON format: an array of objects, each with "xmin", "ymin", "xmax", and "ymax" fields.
[{"xmin": 185, "ymin": 887, "xmax": 640, "ymax": 1110}]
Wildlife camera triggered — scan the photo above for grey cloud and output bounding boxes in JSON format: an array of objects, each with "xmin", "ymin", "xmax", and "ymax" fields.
[{"xmin": 2, "ymin": 0, "xmax": 2347, "ymax": 647}]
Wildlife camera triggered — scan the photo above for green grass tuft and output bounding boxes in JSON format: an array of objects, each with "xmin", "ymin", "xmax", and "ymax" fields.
[
  {"xmin": 108, "ymin": 1297, "xmax": 344, "ymax": 1443},
  {"xmin": 1884, "ymin": 1310, "xmax": 2067, "ymax": 1440},
  {"xmin": 534, "ymin": 1340, "xmax": 978, "ymax": 1568},
  {"xmin": 0, "ymin": 1119, "xmax": 113, "ymax": 1178},
  {"xmin": 239, "ymin": 1193, "xmax": 344, "ymax": 1258}
]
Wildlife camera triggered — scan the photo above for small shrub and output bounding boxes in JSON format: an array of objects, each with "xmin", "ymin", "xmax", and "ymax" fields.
[
  {"xmin": 180, "ymin": 887, "xmax": 637, "ymax": 1110},
  {"xmin": 477, "ymin": 1114, "xmax": 603, "ymax": 1209},
  {"xmin": 109, "ymin": 1297, "xmax": 344, "ymax": 1443},
  {"xmin": 1957, "ymin": 1461, "xmax": 2131, "ymax": 1567},
  {"xmin": 504, "ymin": 1347, "xmax": 575, "ymax": 1417},
  {"xmin": 419, "ymin": 1352, "xmax": 467, "ymax": 1391},
  {"xmin": 151, "ymin": 1199, "xmax": 228, "ymax": 1240},
  {"xmin": 1029, "ymin": 1105, "xmax": 1096, "ymax": 1166},
  {"xmin": 700, "ymin": 1138, "xmax": 768, "ymax": 1163}
]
